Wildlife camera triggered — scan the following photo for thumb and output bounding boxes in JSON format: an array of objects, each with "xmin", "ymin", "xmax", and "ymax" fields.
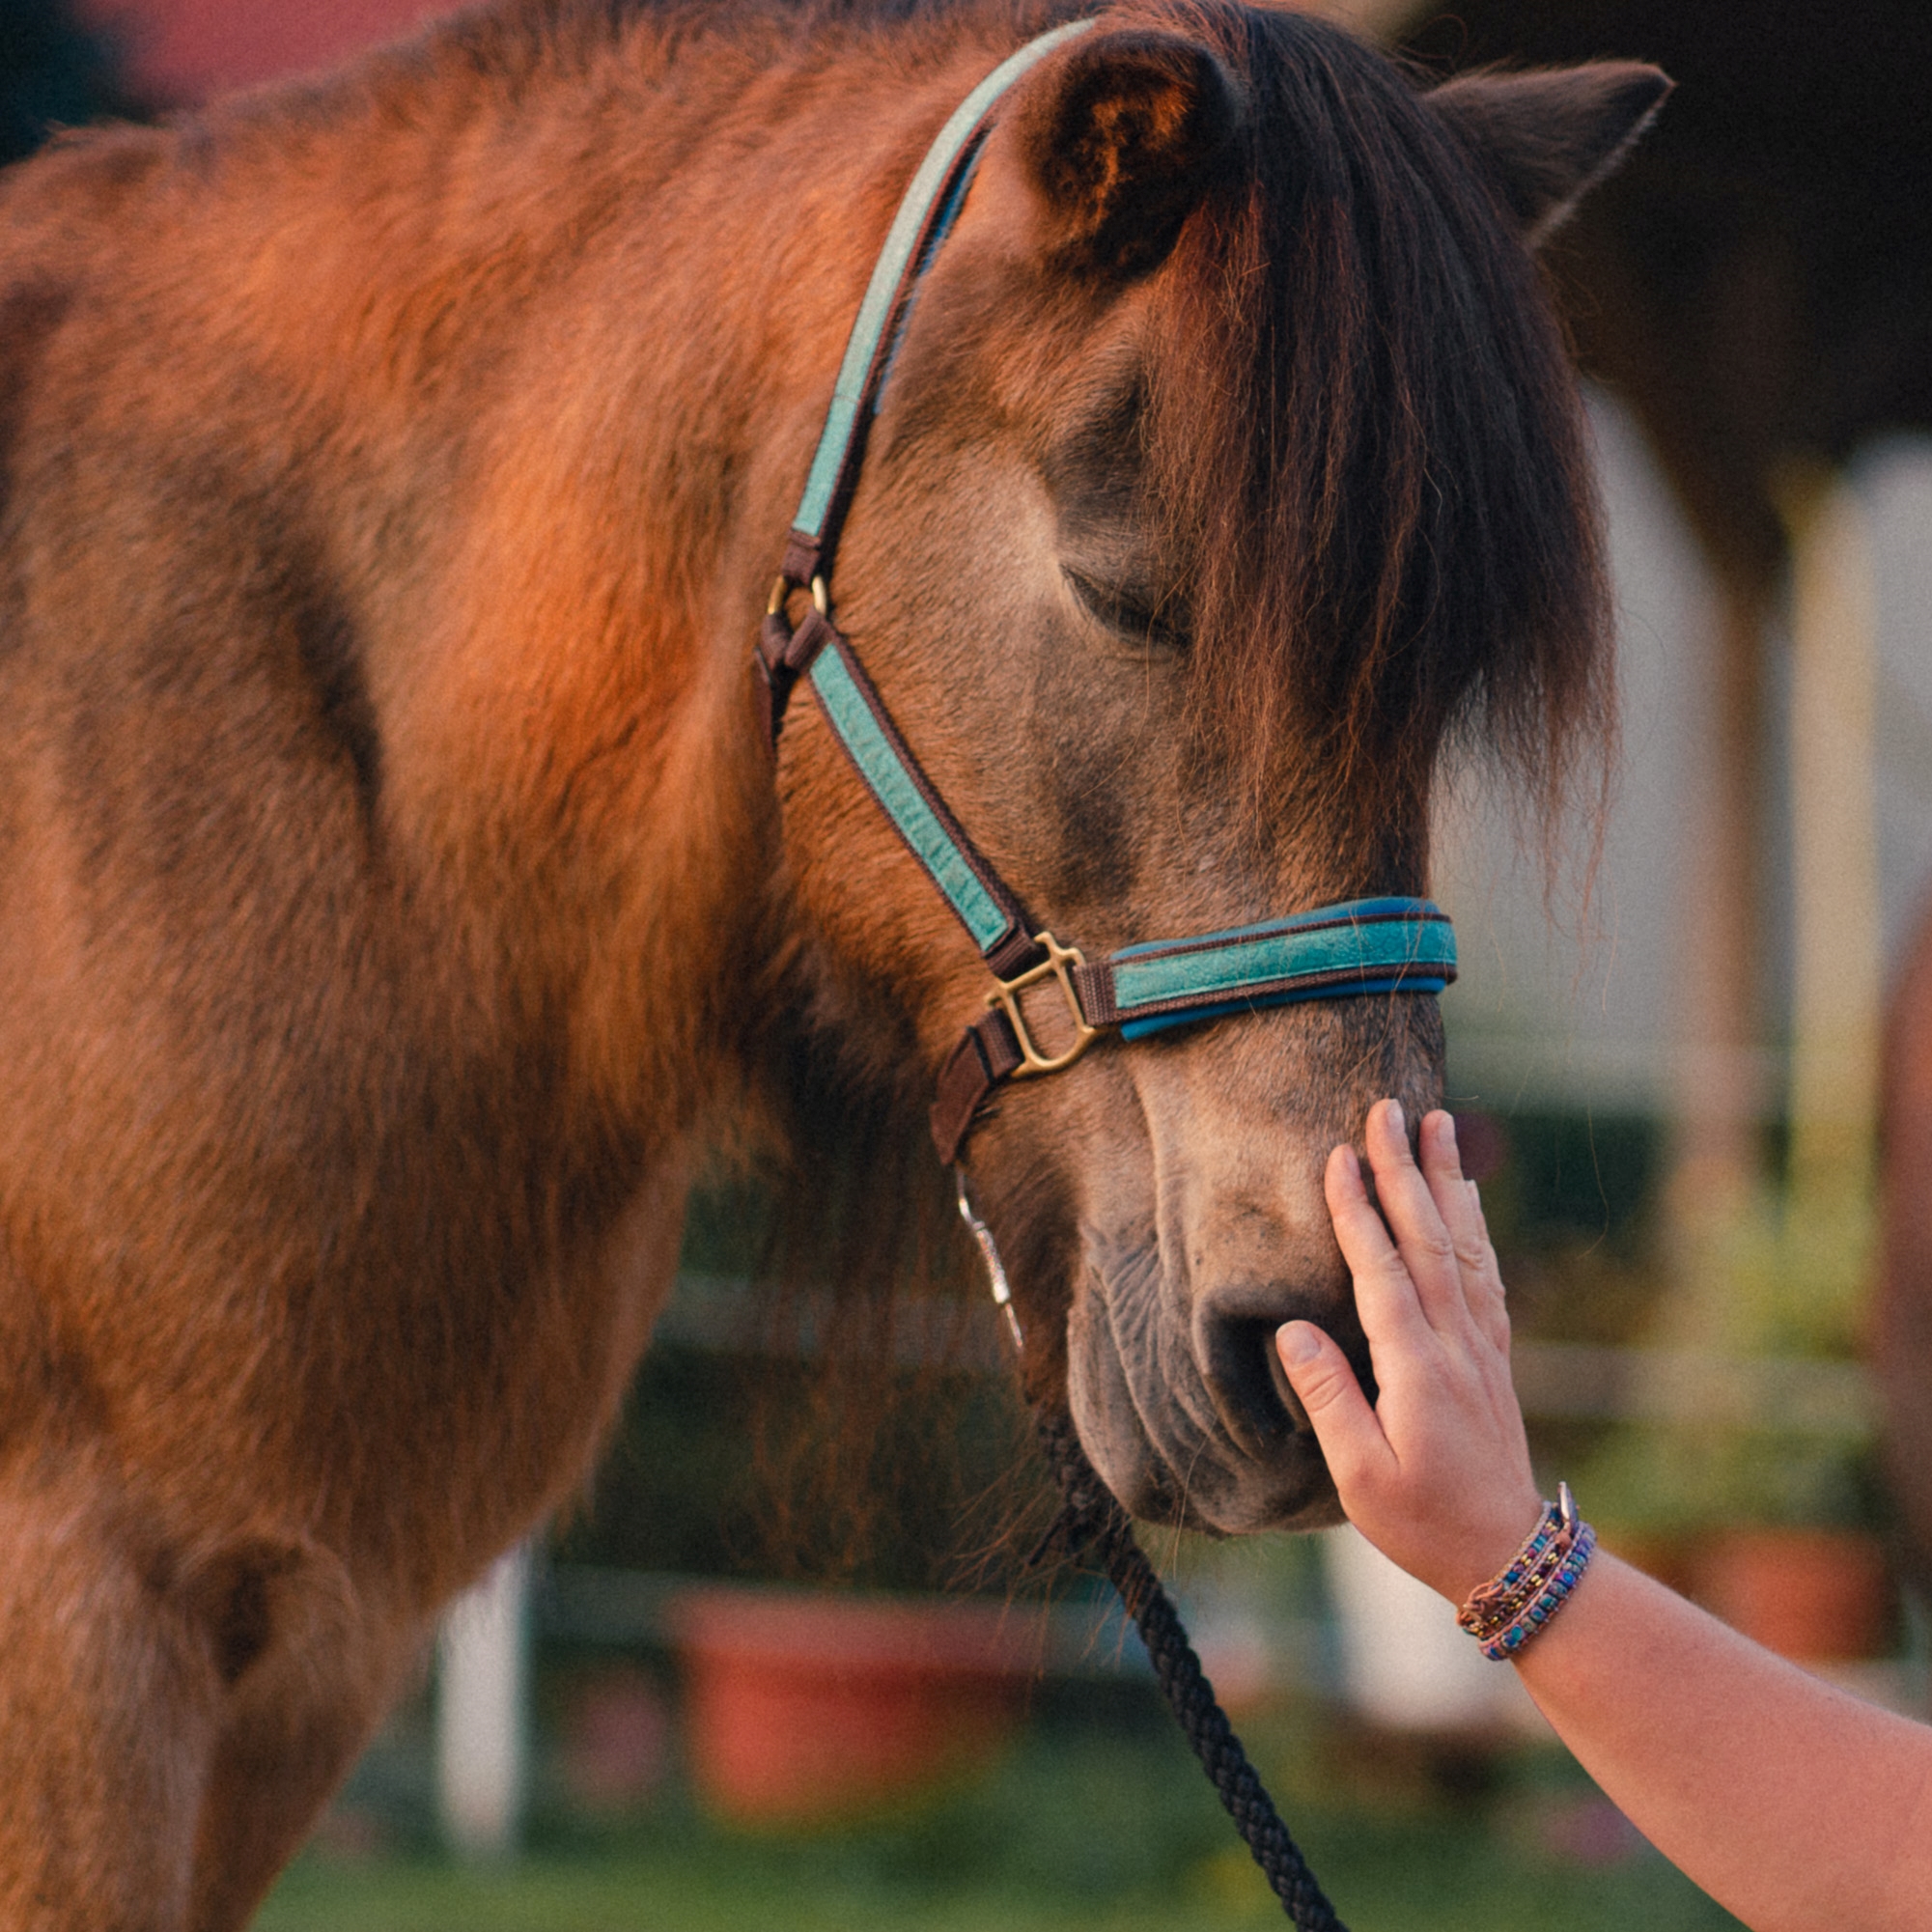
[{"xmin": 1275, "ymin": 1321, "xmax": 1389, "ymax": 1493}]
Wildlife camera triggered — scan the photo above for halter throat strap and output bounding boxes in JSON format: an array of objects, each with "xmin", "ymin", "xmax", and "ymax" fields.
[{"xmin": 758, "ymin": 20, "xmax": 1456, "ymax": 1163}]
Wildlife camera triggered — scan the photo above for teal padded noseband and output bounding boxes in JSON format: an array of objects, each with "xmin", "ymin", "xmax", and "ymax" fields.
[
  {"xmin": 754, "ymin": 22, "xmax": 1456, "ymax": 1162},
  {"xmin": 1099, "ymin": 899, "xmax": 1457, "ymax": 1039}
]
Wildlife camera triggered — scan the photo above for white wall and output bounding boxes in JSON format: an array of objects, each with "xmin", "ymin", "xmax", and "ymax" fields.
[{"xmin": 1434, "ymin": 397, "xmax": 1932, "ymax": 1119}]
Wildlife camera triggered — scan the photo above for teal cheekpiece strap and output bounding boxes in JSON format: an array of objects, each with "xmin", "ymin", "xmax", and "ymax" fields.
[
  {"xmin": 808, "ymin": 640, "xmax": 1019, "ymax": 955},
  {"xmin": 790, "ymin": 18, "xmax": 1097, "ymax": 555}
]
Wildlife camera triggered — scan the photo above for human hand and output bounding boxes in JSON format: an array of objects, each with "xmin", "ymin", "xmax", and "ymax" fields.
[{"xmin": 1275, "ymin": 1100, "xmax": 1544, "ymax": 1605}]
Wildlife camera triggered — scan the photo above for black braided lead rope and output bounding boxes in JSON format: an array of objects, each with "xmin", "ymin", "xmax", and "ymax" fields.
[{"xmin": 1033, "ymin": 1411, "xmax": 1348, "ymax": 1932}]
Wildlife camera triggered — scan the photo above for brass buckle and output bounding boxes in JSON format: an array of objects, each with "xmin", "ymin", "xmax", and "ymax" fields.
[{"xmin": 988, "ymin": 932, "xmax": 1099, "ymax": 1077}]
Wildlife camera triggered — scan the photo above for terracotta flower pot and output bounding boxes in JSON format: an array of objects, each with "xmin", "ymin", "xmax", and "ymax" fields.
[
  {"xmin": 1694, "ymin": 1528, "xmax": 1892, "ymax": 1663},
  {"xmin": 670, "ymin": 1585, "xmax": 1038, "ymax": 1826}
]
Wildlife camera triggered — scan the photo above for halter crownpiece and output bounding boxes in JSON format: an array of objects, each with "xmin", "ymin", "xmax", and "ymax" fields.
[{"xmin": 755, "ymin": 17, "xmax": 1456, "ymax": 1165}]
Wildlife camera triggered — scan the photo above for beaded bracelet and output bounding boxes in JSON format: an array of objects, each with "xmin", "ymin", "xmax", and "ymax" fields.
[
  {"xmin": 1456, "ymin": 1483, "xmax": 1596, "ymax": 1661},
  {"xmin": 1455, "ymin": 1485, "xmax": 1576, "ymax": 1635},
  {"xmin": 1478, "ymin": 1523, "xmax": 1594, "ymax": 1659}
]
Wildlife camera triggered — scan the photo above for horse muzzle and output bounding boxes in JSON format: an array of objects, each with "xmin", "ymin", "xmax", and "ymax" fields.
[{"xmin": 1065, "ymin": 1226, "xmax": 1374, "ymax": 1535}]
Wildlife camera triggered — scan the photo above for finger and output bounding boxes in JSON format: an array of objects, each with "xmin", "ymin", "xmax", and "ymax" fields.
[
  {"xmin": 1412, "ymin": 1113, "xmax": 1511, "ymax": 1354},
  {"xmin": 1275, "ymin": 1321, "xmax": 1394, "ymax": 1498},
  {"xmin": 1461, "ymin": 1177, "xmax": 1512, "ymax": 1355},
  {"xmin": 1361, "ymin": 1100, "xmax": 1470, "ymax": 1336},
  {"xmin": 1324, "ymin": 1141, "xmax": 1432, "ymax": 1354},
  {"xmin": 1418, "ymin": 1112, "xmax": 1507, "ymax": 1335},
  {"xmin": 1416, "ymin": 1109, "xmax": 1471, "ymax": 1235}
]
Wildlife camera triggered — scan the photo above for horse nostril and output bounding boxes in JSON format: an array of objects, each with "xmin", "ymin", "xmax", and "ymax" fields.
[
  {"xmin": 1201, "ymin": 1314, "xmax": 1302, "ymax": 1457},
  {"xmin": 1200, "ymin": 1302, "xmax": 1380, "ymax": 1461}
]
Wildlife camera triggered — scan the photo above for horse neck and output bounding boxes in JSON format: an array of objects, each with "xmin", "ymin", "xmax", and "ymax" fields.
[
  {"xmin": 145, "ymin": 20, "xmax": 845, "ymax": 1124},
  {"xmin": 106, "ymin": 10, "xmax": 1026, "ymax": 1136}
]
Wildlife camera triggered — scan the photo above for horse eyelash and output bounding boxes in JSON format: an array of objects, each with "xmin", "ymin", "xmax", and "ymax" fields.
[{"xmin": 1062, "ymin": 566, "xmax": 1192, "ymax": 653}]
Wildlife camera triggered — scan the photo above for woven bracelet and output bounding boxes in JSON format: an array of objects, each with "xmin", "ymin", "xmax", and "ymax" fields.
[
  {"xmin": 1457, "ymin": 1505, "xmax": 1565, "ymax": 1634},
  {"xmin": 1456, "ymin": 1485, "xmax": 1574, "ymax": 1635},
  {"xmin": 1456, "ymin": 1483, "xmax": 1596, "ymax": 1660},
  {"xmin": 1478, "ymin": 1523, "xmax": 1595, "ymax": 1659}
]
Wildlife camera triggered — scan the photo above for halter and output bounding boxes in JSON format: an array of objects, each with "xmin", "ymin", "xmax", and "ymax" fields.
[
  {"xmin": 755, "ymin": 39, "xmax": 1412, "ymax": 1922},
  {"xmin": 754, "ymin": 18, "xmax": 1456, "ymax": 1163}
]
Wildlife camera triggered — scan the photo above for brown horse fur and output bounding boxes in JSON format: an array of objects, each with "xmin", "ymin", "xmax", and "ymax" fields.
[{"xmin": 0, "ymin": 1, "xmax": 1660, "ymax": 1920}]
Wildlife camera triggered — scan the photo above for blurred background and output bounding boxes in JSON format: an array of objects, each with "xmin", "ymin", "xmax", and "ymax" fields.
[{"xmin": 19, "ymin": 1, "xmax": 1932, "ymax": 1925}]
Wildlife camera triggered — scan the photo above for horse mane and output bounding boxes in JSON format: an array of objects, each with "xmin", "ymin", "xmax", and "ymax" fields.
[{"xmin": 1133, "ymin": 2, "xmax": 1613, "ymax": 852}]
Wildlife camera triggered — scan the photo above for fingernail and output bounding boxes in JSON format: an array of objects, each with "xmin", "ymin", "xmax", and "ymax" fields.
[
  {"xmin": 1387, "ymin": 1099, "xmax": 1405, "ymax": 1136},
  {"xmin": 1277, "ymin": 1321, "xmax": 1322, "ymax": 1365}
]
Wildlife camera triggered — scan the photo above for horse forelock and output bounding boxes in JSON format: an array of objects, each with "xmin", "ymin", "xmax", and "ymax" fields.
[{"xmin": 1121, "ymin": 4, "xmax": 1614, "ymax": 856}]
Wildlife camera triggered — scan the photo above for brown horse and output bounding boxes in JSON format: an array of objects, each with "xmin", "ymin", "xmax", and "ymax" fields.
[{"xmin": 0, "ymin": 1, "xmax": 1657, "ymax": 1921}]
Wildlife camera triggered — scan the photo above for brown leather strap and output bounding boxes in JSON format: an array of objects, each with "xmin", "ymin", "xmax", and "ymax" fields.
[
  {"xmin": 1071, "ymin": 958, "xmax": 1118, "ymax": 1028},
  {"xmin": 756, "ymin": 605, "xmax": 841, "ymax": 746},
  {"xmin": 989, "ymin": 927, "xmax": 1046, "ymax": 980},
  {"xmin": 932, "ymin": 951, "xmax": 1107, "ymax": 1158},
  {"xmin": 931, "ymin": 1007, "xmax": 1024, "ymax": 1162},
  {"xmin": 780, "ymin": 530, "xmax": 822, "ymax": 588},
  {"xmin": 778, "ymin": 606, "xmax": 837, "ymax": 675}
]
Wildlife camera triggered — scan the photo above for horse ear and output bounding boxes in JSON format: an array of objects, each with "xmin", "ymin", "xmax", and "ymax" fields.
[
  {"xmin": 1433, "ymin": 63, "xmax": 1671, "ymax": 246},
  {"xmin": 1010, "ymin": 30, "xmax": 1242, "ymax": 274}
]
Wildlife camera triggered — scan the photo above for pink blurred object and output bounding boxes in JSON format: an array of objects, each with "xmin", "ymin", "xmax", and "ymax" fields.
[
  {"xmin": 76, "ymin": 0, "xmax": 464, "ymax": 104},
  {"xmin": 560, "ymin": 1665, "xmax": 673, "ymax": 1813},
  {"xmin": 671, "ymin": 1585, "xmax": 1040, "ymax": 1827},
  {"xmin": 1529, "ymin": 1792, "xmax": 1645, "ymax": 1868},
  {"xmin": 1450, "ymin": 1107, "xmax": 1509, "ymax": 1184}
]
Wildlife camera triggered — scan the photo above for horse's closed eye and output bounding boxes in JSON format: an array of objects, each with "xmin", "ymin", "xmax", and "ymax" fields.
[{"xmin": 1063, "ymin": 566, "xmax": 1191, "ymax": 653}]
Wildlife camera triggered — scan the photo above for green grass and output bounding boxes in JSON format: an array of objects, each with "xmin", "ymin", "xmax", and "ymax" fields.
[
  {"xmin": 257, "ymin": 1705, "xmax": 1743, "ymax": 1932},
  {"xmin": 258, "ymin": 1822, "xmax": 1740, "ymax": 1932}
]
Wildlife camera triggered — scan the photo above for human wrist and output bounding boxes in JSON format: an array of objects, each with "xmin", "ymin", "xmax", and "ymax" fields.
[{"xmin": 1417, "ymin": 1484, "xmax": 1548, "ymax": 1605}]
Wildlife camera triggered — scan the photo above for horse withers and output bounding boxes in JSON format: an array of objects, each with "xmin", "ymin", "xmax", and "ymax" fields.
[{"xmin": 0, "ymin": 2, "xmax": 1660, "ymax": 1921}]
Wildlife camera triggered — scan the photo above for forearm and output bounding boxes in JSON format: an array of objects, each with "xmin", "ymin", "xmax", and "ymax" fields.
[
  {"xmin": 1287, "ymin": 1109, "xmax": 1932, "ymax": 1929},
  {"xmin": 1513, "ymin": 1553, "xmax": 1932, "ymax": 1932}
]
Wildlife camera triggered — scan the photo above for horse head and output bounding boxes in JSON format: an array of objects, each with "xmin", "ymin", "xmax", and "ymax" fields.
[{"xmin": 770, "ymin": 7, "xmax": 1664, "ymax": 1533}]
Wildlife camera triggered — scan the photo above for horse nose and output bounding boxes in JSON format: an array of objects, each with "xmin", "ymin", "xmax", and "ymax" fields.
[{"xmin": 1195, "ymin": 1278, "xmax": 1375, "ymax": 1461}]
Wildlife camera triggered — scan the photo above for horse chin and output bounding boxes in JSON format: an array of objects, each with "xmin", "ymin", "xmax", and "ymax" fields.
[{"xmin": 1064, "ymin": 1249, "xmax": 1347, "ymax": 1536}]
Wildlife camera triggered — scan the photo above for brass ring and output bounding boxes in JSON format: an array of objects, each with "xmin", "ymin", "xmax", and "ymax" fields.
[
  {"xmin": 766, "ymin": 574, "xmax": 833, "ymax": 619},
  {"xmin": 987, "ymin": 932, "xmax": 1101, "ymax": 1078}
]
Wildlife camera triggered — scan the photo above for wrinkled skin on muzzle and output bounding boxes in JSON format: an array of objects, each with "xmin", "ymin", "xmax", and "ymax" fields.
[{"xmin": 963, "ymin": 987, "xmax": 1443, "ymax": 1535}]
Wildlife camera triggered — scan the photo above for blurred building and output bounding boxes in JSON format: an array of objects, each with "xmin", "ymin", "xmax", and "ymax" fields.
[{"xmin": 1438, "ymin": 410, "xmax": 1932, "ymax": 1122}]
